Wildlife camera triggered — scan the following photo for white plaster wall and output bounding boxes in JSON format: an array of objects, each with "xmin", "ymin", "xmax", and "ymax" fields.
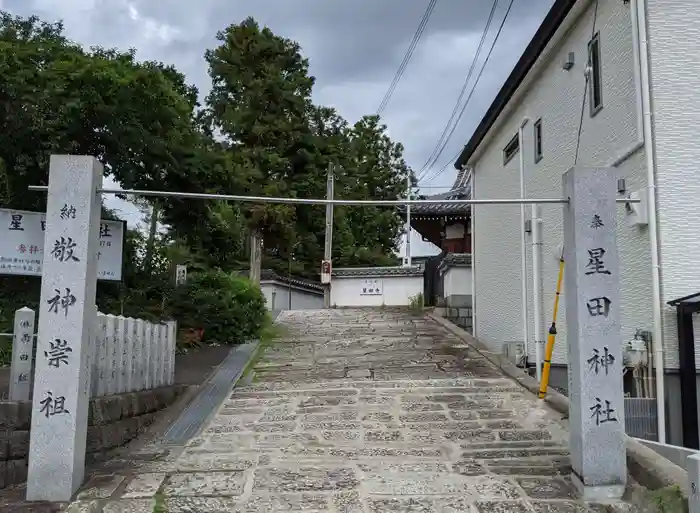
[
  {"xmin": 260, "ymin": 282, "xmax": 324, "ymax": 311},
  {"xmin": 330, "ymin": 276, "xmax": 424, "ymax": 307},
  {"xmin": 645, "ymin": 2, "xmax": 700, "ymax": 370},
  {"xmin": 471, "ymin": 0, "xmax": 653, "ymax": 365},
  {"xmin": 443, "ymin": 267, "xmax": 473, "ymax": 298}
]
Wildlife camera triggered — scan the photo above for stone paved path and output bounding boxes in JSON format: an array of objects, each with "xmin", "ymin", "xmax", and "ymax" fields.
[{"xmin": 69, "ymin": 308, "xmax": 637, "ymax": 513}]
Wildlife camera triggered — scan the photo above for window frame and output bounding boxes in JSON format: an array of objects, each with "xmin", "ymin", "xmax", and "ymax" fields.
[
  {"xmin": 534, "ymin": 118, "xmax": 543, "ymax": 163},
  {"xmin": 588, "ymin": 32, "xmax": 603, "ymax": 117},
  {"xmin": 502, "ymin": 133, "xmax": 520, "ymax": 165}
]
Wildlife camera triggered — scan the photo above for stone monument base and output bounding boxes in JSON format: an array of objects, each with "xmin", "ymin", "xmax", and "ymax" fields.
[{"xmin": 572, "ymin": 472, "xmax": 626, "ymax": 501}]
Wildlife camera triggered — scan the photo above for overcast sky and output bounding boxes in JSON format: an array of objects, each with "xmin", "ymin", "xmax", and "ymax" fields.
[{"xmin": 3, "ymin": 0, "xmax": 553, "ymax": 257}]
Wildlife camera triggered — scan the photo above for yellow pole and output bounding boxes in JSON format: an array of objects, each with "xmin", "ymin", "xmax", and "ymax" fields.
[{"xmin": 538, "ymin": 251, "xmax": 564, "ymax": 399}]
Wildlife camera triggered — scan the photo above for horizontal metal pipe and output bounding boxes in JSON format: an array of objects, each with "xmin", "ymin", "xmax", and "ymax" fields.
[{"xmin": 27, "ymin": 185, "xmax": 639, "ymax": 206}]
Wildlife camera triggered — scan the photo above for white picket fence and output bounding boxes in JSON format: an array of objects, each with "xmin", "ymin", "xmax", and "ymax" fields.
[{"xmin": 7, "ymin": 307, "xmax": 177, "ymax": 401}]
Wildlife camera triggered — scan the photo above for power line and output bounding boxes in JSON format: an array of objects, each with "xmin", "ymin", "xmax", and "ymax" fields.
[
  {"xmin": 417, "ymin": 0, "xmax": 499, "ymax": 181},
  {"xmin": 421, "ymin": 0, "xmax": 515, "ymax": 184},
  {"xmin": 420, "ymin": 0, "xmax": 516, "ymax": 185},
  {"xmin": 376, "ymin": 0, "xmax": 438, "ymax": 116},
  {"xmin": 574, "ymin": 0, "xmax": 599, "ymax": 165}
]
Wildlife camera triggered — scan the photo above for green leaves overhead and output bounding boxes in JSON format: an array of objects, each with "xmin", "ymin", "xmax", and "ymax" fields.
[
  {"xmin": 203, "ymin": 17, "xmax": 414, "ymax": 273},
  {"xmin": 0, "ymin": 11, "xmax": 414, "ymax": 281}
]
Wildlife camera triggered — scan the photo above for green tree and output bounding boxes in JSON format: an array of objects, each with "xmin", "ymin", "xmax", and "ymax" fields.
[
  {"xmin": 204, "ymin": 17, "xmax": 314, "ymax": 255},
  {"xmin": 203, "ymin": 18, "xmax": 412, "ymax": 276},
  {"xmin": 336, "ymin": 115, "xmax": 413, "ymax": 266},
  {"xmin": 0, "ymin": 11, "xmax": 245, "ymax": 271},
  {"xmin": 0, "ymin": 12, "xmax": 204, "ymax": 210}
]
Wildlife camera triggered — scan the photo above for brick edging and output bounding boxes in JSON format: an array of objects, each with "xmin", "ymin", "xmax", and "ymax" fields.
[{"xmin": 426, "ymin": 311, "xmax": 690, "ymax": 496}]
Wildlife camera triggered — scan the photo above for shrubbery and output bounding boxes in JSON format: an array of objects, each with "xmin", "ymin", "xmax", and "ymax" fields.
[{"xmin": 170, "ymin": 269, "xmax": 267, "ymax": 345}]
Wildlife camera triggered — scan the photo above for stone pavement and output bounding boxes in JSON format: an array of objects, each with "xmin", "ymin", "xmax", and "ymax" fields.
[{"xmin": 67, "ymin": 308, "xmax": 639, "ymax": 513}]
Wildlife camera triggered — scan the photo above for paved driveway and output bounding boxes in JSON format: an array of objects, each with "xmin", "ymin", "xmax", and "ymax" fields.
[{"xmin": 70, "ymin": 308, "xmax": 635, "ymax": 512}]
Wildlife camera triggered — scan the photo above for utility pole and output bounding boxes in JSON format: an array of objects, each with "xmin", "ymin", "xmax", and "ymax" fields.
[
  {"xmin": 249, "ymin": 229, "xmax": 262, "ymax": 284},
  {"xmin": 405, "ymin": 173, "xmax": 412, "ymax": 267},
  {"xmin": 323, "ymin": 164, "xmax": 334, "ymax": 308}
]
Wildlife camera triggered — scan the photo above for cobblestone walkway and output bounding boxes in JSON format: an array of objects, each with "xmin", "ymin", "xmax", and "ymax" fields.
[{"xmin": 69, "ymin": 308, "xmax": 636, "ymax": 513}]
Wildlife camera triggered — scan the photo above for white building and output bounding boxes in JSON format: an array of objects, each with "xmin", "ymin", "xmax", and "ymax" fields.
[
  {"xmin": 330, "ymin": 266, "xmax": 424, "ymax": 307},
  {"xmin": 257, "ymin": 270, "xmax": 324, "ymax": 311},
  {"xmin": 454, "ymin": 0, "xmax": 700, "ymax": 447}
]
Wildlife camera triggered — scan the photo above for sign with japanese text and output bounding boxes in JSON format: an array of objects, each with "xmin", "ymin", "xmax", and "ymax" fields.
[
  {"xmin": 562, "ymin": 166, "xmax": 626, "ymax": 496},
  {"xmin": 360, "ymin": 279, "xmax": 382, "ymax": 296},
  {"xmin": 175, "ymin": 265, "xmax": 187, "ymax": 286},
  {"xmin": 27, "ymin": 155, "xmax": 103, "ymax": 501},
  {"xmin": 0, "ymin": 208, "xmax": 124, "ymax": 281},
  {"xmin": 320, "ymin": 260, "xmax": 331, "ymax": 284}
]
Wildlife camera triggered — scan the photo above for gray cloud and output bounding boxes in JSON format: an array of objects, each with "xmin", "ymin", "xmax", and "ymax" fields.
[
  {"xmin": 129, "ymin": 0, "xmax": 552, "ymax": 83},
  {"xmin": 3, "ymin": 0, "xmax": 554, "ymax": 254}
]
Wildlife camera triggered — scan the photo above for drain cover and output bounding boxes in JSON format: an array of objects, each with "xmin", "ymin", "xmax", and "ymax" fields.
[{"xmin": 162, "ymin": 341, "xmax": 258, "ymax": 444}]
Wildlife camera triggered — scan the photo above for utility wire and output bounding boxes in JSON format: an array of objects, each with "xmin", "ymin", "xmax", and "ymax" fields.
[
  {"xmin": 419, "ymin": 0, "xmax": 516, "ymax": 185},
  {"xmin": 376, "ymin": 0, "xmax": 438, "ymax": 116},
  {"xmin": 417, "ymin": 0, "xmax": 500, "ymax": 180},
  {"xmin": 574, "ymin": 0, "xmax": 599, "ymax": 165}
]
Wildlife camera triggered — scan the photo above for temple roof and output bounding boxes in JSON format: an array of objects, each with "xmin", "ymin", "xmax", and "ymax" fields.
[{"xmin": 405, "ymin": 167, "xmax": 472, "ymax": 217}]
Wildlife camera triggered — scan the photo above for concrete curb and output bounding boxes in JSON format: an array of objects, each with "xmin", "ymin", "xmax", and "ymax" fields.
[{"xmin": 426, "ymin": 311, "xmax": 689, "ymax": 496}]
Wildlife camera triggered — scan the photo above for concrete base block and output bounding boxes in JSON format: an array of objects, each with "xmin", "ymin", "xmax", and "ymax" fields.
[
  {"xmin": 445, "ymin": 295, "xmax": 472, "ymax": 308},
  {"xmin": 572, "ymin": 472, "xmax": 625, "ymax": 501}
]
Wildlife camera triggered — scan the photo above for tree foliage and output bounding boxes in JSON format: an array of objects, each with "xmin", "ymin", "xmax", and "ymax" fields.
[
  {"xmin": 202, "ymin": 17, "xmax": 412, "ymax": 274},
  {"xmin": 0, "ymin": 11, "xmax": 414, "ymax": 343}
]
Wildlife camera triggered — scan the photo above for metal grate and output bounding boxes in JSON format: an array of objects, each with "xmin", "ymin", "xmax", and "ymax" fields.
[{"xmin": 624, "ymin": 397, "xmax": 658, "ymax": 441}]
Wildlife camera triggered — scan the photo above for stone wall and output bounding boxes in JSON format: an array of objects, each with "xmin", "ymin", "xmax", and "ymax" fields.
[
  {"xmin": 0, "ymin": 384, "xmax": 187, "ymax": 488},
  {"xmin": 436, "ymin": 295, "xmax": 473, "ymax": 333}
]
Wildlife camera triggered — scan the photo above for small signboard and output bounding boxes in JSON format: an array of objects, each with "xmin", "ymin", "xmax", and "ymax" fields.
[
  {"xmin": 0, "ymin": 208, "xmax": 125, "ymax": 281},
  {"xmin": 360, "ymin": 279, "xmax": 382, "ymax": 296},
  {"xmin": 321, "ymin": 260, "xmax": 331, "ymax": 284},
  {"xmin": 175, "ymin": 264, "xmax": 187, "ymax": 286}
]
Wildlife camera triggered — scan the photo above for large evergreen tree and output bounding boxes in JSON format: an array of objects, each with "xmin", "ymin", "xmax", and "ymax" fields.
[{"xmin": 202, "ymin": 17, "xmax": 414, "ymax": 275}]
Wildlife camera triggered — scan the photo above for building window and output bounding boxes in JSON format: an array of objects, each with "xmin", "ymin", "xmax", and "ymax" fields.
[
  {"xmin": 589, "ymin": 32, "xmax": 603, "ymax": 116},
  {"xmin": 503, "ymin": 134, "xmax": 519, "ymax": 164},
  {"xmin": 534, "ymin": 118, "xmax": 543, "ymax": 162}
]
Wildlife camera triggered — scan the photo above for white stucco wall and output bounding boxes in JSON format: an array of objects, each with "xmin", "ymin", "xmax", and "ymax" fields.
[
  {"xmin": 260, "ymin": 281, "xmax": 324, "ymax": 311},
  {"xmin": 330, "ymin": 276, "xmax": 424, "ymax": 307},
  {"xmin": 443, "ymin": 267, "xmax": 472, "ymax": 298},
  {"xmin": 470, "ymin": 0, "xmax": 653, "ymax": 364},
  {"xmin": 644, "ymin": 2, "xmax": 700, "ymax": 370}
]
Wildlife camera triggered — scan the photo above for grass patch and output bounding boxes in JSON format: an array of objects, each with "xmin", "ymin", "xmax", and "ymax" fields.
[
  {"xmin": 646, "ymin": 486, "xmax": 687, "ymax": 513},
  {"xmin": 239, "ymin": 313, "xmax": 287, "ymax": 382},
  {"xmin": 153, "ymin": 491, "xmax": 167, "ymax": 513},
  {"xmin": 408, "ymin": 293, "xmax": 424, "ymax": 313}
]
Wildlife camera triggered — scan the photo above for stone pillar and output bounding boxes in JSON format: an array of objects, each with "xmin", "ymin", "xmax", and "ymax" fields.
[
  {"xmin": 166, "ymin": 320, "xmax": 177, "ymax": 385},
  {"xmin": 149, "ymin": 322, "xmax": 159, "ymax": 388},
  {"xmin": 116, "ymin": 316, "xmax": 128, "ymax": 393},
  {"xmin": 27, "ymin": 155, "xmax": 103, "ymax": 502},
  {"xmin": 132, "ymin": 319, "xmax": 142, "ymax": 390},
  {"xmin": 563, "ymin": 166, "xmax": 626, "ymax": 500},
  {"xmin": 95, "ymin": 313, "xmax": 108, "ymax": 397},
  {"xmin": 156, "ymin": 324, "xmax": 166, "ymax": 387},
  {"xmin": 9, "ymin": 307, "xmax": 35, "ymax": 401},
  {"xmin": 128, "ymin": 318, "xmax": 139, "ymax": 392},
  {"xmin": 141, "ymin": 320, "xmax": 151, "ymax": 390},
  {"xmin": 105, "ymin": 314, "xmax": 118, "ymax": 395},
  {"xmin": 688, "ymin": 453, "xmax": 700, "ymax": 513}
]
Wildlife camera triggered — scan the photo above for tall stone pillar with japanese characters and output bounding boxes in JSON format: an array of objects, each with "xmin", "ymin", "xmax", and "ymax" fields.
[
  {"xmin": 563, "ymin": 166, "xmax": 626, "ymax": 500},
  {"xmin": 26, "ymin": 155, "xmax": 103, "ymax": 502}
]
